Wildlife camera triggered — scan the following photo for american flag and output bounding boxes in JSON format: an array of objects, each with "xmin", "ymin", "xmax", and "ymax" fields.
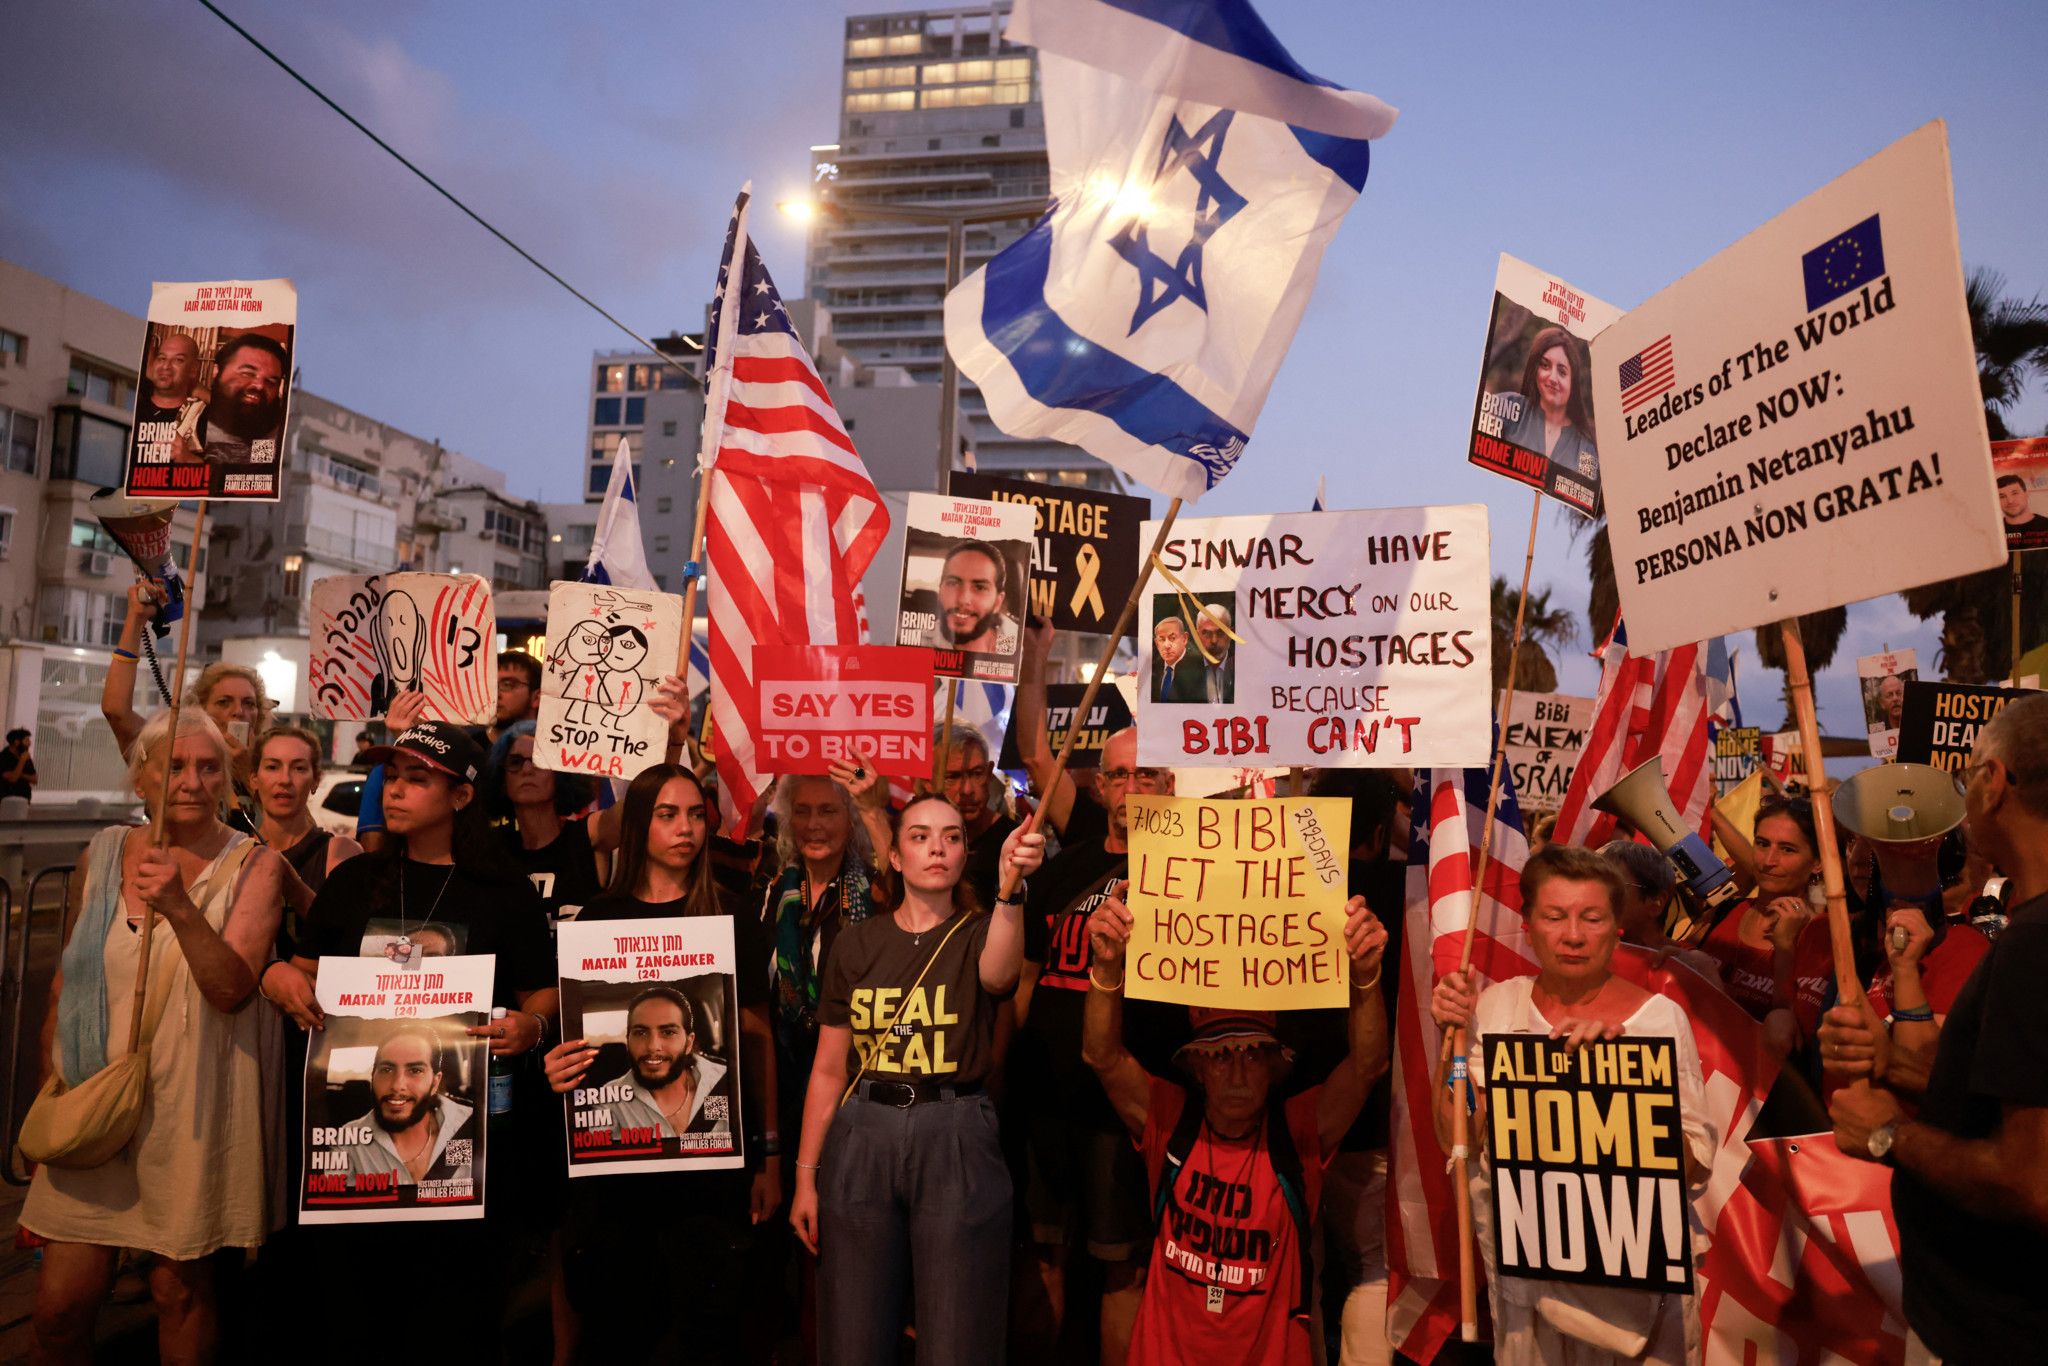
[
  {"xmin": 1549, "ymin": 615, "xmax": 1714, "ymax": 851},
  {"xmin": 1618, "ymin": 335, "xmax": 1676, "ymax": 413},
  {"xmin": 1385, "ymin": 765, "xmax": 1781, "ymax": 1362},
  {"xmin": 702, "ymin": 189, "xmax": 890, "ymax": 835}
]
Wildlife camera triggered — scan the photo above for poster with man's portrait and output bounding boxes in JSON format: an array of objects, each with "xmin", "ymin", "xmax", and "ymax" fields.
[
  {"xmin": 300, "ymin": 954, "xmax": 494, "ymax": 1225},
  {"xmin": 894, "ymin": 492, "xmax": 1035, "ymax": 684},
  {"xmin": 557, "ymin": 918, "xmax": 744, "ymax": 1176},
  {"xmin": 123, "ymin": 278, "xmax": 296, "ymax": 501},
  {"xmin": 1993, "ymin": 438, "xmax": 2048, "ymax": 551},
  {"xmin": 1467, "ymin": 256, "xmax": 1621, "ymax": 517},
  {"xmin": 1858, "ymin": 649, "xmax": 1920, "ymax": 760},
  {"xmin": 1147, "ymin": 590, "xmax": 1238, "ymax": 707}
]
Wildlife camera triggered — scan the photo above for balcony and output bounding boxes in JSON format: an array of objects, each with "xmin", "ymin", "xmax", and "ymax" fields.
[{"xmin": 286, "ymin": 523, "xmax": 399, "ymax": 571}]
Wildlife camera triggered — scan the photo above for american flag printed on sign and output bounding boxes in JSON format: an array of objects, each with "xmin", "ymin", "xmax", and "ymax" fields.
[
  {"xmin": 1619, "ymin": 335, "xmax": 1676, "ymax": 413},
  {"xmin": 702, "ymin": 189, "xmax": 890, "ymax": 835}
]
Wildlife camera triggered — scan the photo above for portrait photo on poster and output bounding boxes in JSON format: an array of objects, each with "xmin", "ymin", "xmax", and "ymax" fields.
[
  {"xmin": 1148, "ymin": 590, "xmax": 1238, "ymax": 706},
  {"xmin": 1993, "ymin": 438, "xmax": 2048, "ymax": 551},
  {"xmin": 557, "ymin": 917, "xmax": 744, "ymax": 1175},
  {"xmin": 894, "ymin": 491, "xmax": 1035, "ymax": 683},
  {"xmin": 300, "ymin": 953, "xmax": 495, "ymax": 1225},
  {"xmin": 1857, "ymin": 648, "xmax": 1919, "ymax": 758},
  {"xmin": 1467, "ymin": 256, "xmax": 1620, "ymax": 517},
  {"xmin": 123, "ymin": 278, "xmax": 297, "ymax": 502}
]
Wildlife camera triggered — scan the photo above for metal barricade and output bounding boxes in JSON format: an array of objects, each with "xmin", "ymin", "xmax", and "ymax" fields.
[{"xmin": 2, "ymin": 865, "xmax": 75, "ymax": 1185}]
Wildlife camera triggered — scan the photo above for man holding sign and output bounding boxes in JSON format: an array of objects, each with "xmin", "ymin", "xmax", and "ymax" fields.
[{"xmin": 1079, "ymin": 888, "xmax": 1387, "ymax": 1366}]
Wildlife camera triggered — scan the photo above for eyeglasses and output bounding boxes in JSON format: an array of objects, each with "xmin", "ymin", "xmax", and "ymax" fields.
[
  {"xmin": 944, "ymin": 764, "xmax": 992, "ymax": 783},
  {"xmin": 503, "ymin": 754, "xmax": 534, "ymax": 770},
  {"xmin": 1098, "ymin": 767, "xmax": 1169, "ymax": 788}
]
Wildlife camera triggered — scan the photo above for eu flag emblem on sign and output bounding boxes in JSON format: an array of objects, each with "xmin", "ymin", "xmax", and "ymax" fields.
[{"xmin": 1802, "ymin": 214, "xmax": 1885, "ymax": 312}]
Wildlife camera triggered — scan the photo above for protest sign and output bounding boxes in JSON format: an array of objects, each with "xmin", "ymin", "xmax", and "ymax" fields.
[
  {"xmin": 1896, "ymin": 680, "xmax": 2029, "ymax": 772},
  {"xmin": 557, "ymin": 917, "xmax": 744, "ymax": 1175},
  {"xmin": 1485, "ymin": 1033, "xmax": 1693, "ymax": 1293},
  {"xmin": 1122, "ymin": 794, "xmax": 1350, "ymax": 1009},
  {"xmin": 536, "ymin": 581, "xmax": 684, "ymax": 781},
  {"xmin": 300, "ymin": 954, "xmax": 493, "ymax": 1224},
  {"xmin": 1713, "ymin": 726, "xmax": 1762, "ymax": 793},
  {"xmin": 998, "ymin": 682, "xmax": 1132, "ymax": 771},
  {"xmin": 1993, "ymin": 438, "xmax": 2048, "ymax": 552},
  {"xmin": 1594, "ymin": 122, "xmax": 2001, "ymax": 654},
  {"xmin": 895, "ymin": 492, "xmax": 1036, "ymax": 682},
  {"xmin": 1857, "ymin": 649, "xmax": 1919, "ymax": 760},
  {"xmin": 1468, "ymin": 256, "xmax": 1623, "ymax": 516},
  {"xmin": 309, "ymin": 572, "xmax": 496, "ymax": 724},
  {"xmin": 123, "ymin": 278, "xmax": 296, "ymax": 501},
  {"xmin": 1136, "ymin": 507, "xmax": 1490, "ymax": 769},
  {"xmin": 1501, "ymin": 692, "xmax": 1593, "ymax": 811},
  {"xmin": 950, "ymin": 472, "xmax": 1146, "ymax": 637},
  {"xmin": 751, "ymin": 644, "xmax": 935, "ymax": 777}
]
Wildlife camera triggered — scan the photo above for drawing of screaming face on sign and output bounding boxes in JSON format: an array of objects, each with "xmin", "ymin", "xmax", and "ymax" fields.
[
  {"xmin": 308, "ymin": 573, "xmax": 497, "ymax": 724},
  {"xmin": 536, "ymin": 582, "xmax": 685, "ymax": 782}
]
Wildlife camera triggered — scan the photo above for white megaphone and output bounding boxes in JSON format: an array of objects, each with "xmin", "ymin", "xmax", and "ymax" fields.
[
  {"xmin": 1592, "ymin": 756, "xmax": 1735, "ymax": 898},
  {"xmin": 1832, "ymin": 763, "xmax": 1966, "ymax": 901}
]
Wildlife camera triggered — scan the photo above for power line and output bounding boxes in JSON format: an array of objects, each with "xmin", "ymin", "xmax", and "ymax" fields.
[{"xmin": 192, "ymin": 0, "xmax": 701, "ymax": 370}]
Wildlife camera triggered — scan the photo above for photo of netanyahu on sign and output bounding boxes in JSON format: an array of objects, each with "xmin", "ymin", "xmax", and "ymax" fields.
[
  {"xmin": 312, "ymin": 1018, "xmax": 479, "ymax": 1189},
  {"xmin": 564, "ymin": 975, "xmax": 736, "ymax": 1149},
  {"xmin": 1150, "ymin": 591, "xmax": 1236, "ymax": 704},
  {"xmin": 896, "ymin": 529, "xmax": 1031, "ymax": 660}
]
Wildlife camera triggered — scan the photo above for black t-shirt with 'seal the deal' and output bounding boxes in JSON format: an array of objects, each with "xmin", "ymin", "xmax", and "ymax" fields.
[{"xmin": 820, "ymin": 908, "xmax": 1001, "ymax": 1087}]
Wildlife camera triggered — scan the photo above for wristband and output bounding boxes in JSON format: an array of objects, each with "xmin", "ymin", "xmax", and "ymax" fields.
[
  {"xmin": 1889, "ymin": 1003, "xmax": 1934, "ymax": 1023},
  {"xmin": 796, "ymin": 1160, "xmax": 821, "ymax": 1171},
  {"xmin": 758, "ymin": 1134, "xmax": 783, "ymax": 1156},
  {"xmin": 112, "ymin": 648, "xmax": 138, "ymax": 661},
  {"xmin": 1088, "ymin": 967, "xmax": 1124, "ymax": 993},
  {"xmin": 1354, "ymin": 966, "xmax": 1383, "ymax": 993}
]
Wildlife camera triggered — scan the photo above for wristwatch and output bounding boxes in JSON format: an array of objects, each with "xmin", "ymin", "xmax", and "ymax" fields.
[{"xmin": 1866, "ymin": 1120, "xmax": 1898, "ymax": 1163}]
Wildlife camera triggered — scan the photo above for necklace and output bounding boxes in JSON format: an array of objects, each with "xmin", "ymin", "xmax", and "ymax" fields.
[
  {"xmin": 894, "ymin": 907, "xmax": 943, "ymax": 946},
  {"xmin": 397, "ymin": 860, "xmax": 458, "ymax": 955}
]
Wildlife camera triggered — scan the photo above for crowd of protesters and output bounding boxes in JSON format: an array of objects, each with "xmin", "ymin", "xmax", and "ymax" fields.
[{"xmin": 17, "ymin": 591, "xmax": 2048, "ymax": 1365}]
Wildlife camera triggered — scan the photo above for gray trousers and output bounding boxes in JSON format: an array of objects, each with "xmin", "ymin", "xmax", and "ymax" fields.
[{"xmin": 818, "ymin": 1091, "xmax": 1012, "ymax": 1366}]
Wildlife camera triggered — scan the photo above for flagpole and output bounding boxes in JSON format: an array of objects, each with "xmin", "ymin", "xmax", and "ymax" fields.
[
  {"xmin": 933, "ymin": 683, "xmax": 957, "ymax": 787},
  {"xmin": 2012, "ymin": 552, "xmax": 2024, "ymax": 682},
  {"xmin": 1448, "ymin": 486, "xmax": 1541, "ymax": 1341},
  {"xmin": 1779, "ymin": 616, "xmax": 1858, "ymax": 1004},
  {"xmin": 130, "ymin": 498, "xmax": 207, "ymax": 1054},
  {"xmin": 996, "ymin": 497, "xmax": 1183, "ymax": 903}
]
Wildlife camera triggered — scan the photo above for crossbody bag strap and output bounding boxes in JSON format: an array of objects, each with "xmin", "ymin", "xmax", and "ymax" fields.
[{"xmin": 838, "ymin": 910, "xmax": 980, "ymax": 1106}]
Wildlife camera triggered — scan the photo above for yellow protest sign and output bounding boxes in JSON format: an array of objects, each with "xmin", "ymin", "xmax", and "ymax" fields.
[{"xmin": 1123, "ymin": 794, "xmax": 1350, "ymax": 1009}]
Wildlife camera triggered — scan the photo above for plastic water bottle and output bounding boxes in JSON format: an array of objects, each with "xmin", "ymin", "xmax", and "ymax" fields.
[{"xmin": 488, "ymin": 1007, "xmax": 515, "ymax": 1120}]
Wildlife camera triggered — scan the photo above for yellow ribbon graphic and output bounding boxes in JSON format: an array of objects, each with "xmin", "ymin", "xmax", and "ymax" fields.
[
  {"xmin": 1068, "ymin": 542, "xmax": 1106, "ymax": 622},
  {"xmin": 1149, "ymin": 553, "xmax": 1244, "ymax": 665}
]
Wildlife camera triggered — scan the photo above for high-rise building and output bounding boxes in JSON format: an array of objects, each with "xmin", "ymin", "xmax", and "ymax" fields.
[{"xmin": 806, "ymin": 2, "xmax": 1112, "ymax": 491}]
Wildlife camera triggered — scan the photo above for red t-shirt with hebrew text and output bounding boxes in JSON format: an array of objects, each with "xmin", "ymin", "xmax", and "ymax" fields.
[{"xmin": 1128, "ymin": 1078, "xmax": 1327, "ymax": 1366}]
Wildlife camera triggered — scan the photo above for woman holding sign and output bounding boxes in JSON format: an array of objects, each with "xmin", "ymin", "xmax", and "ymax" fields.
[
  {"xmin": 789, "ymin": 794, "xmax": 1045, "ymax": 1365},
  {"xmin": 541, "ymin": 763, "xmax": 781, "ymax": 1364},
  {"xmin": 1430, "ymin": 845, "xmax": 1715, "ymax": 1366}
]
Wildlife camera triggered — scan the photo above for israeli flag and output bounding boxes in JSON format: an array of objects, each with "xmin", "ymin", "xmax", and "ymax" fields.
[
  {"xmin": 945, "ymin": 0, "xmax": 1396, "ymax": 503},
  {"xmin": 581, "ymin": 438, "xmax": 657, "ymax": 592}
]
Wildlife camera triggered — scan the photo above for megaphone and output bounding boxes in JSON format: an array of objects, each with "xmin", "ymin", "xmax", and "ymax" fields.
[
  {"xmin": 1593, "ymin": 756, "xmax": 1735, "ymax": 898},
  {"xmin": 1832, "ymin": 763, "xmax": 1966, "ymax": 901}
]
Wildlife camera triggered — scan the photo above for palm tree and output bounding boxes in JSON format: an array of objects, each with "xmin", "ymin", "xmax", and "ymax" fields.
[
  {"xmin": 1898, "ymin": 268, "xmax": 2048, "ymax": 681},
  {"xmin": 1492, "ymin": 576, "xmax": 1576, "ymax": 695}
]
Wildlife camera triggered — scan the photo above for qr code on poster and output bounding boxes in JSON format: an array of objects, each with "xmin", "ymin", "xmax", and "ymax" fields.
[
  {"xmin": 443, "ymin": 1140, "xmax": 473, "ymax": 1168},
  {"xmin": 702, "ymin": 1097, "xmax": 728, "ymax": 1124}
]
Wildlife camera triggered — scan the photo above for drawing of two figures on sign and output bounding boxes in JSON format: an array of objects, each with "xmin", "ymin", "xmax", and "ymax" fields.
[{"xmin": 547, "ymin": 592, "xmax": 657, "ymax": 733}]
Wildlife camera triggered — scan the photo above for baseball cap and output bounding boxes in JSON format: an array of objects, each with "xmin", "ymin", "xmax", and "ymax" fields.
[
  {"xmin": 1171, "ymin": 1008, "xmax": 1295, "ymax": 1072},
  {"xmin": 363, "ymin": 719, "xmax": 485, "ymax": 785}
]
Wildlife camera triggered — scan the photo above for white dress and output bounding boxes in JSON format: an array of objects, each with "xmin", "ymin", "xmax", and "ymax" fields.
[{"xmin": 1467, "ymin": 977, "xmax": 1718, "ymax": 1366}]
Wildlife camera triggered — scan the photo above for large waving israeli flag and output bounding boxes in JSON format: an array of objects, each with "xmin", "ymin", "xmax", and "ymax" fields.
[{"xmin": 945, "ymin": 0, "xmax": 1396, "ymax": 503}]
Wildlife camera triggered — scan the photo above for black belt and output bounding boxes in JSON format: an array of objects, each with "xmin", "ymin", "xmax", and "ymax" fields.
[{"xmin": 853, "ymin": 1078, "xmax": 984, "ymax": 1107}]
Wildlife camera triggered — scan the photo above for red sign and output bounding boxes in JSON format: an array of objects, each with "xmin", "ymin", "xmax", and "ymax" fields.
[{"xmin": 751, "ymin": 645, "xmax": 936, "ymax": 778}]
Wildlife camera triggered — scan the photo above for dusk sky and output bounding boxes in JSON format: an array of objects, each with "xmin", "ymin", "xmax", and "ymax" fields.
[{"xmin": 5, "ymin": 0, "xmax": 2045, "ymax": 741}]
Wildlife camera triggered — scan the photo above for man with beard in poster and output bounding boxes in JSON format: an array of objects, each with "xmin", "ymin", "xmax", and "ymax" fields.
[
  {"xmin": 937, "ymin": 540, "xmax": 1020, "ymax": 656},
  {"xmin": 604, "ymin": 985, "xmax": 730, "ymax": 1142},
  {"xmin": 337, "ymin": 1026, "xmax": 478, "ymax": 1188},
  {"xmin": 173, "ymin": 333, "xmax": 288, "ymax": 468}
]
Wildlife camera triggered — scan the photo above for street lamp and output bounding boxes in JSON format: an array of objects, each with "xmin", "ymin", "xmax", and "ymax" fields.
[{"xmin": 780, "ymin": 190, "xmax": 1047, "ymax": 494}]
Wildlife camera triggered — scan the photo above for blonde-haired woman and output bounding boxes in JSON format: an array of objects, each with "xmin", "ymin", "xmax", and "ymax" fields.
[{"xmin": 23, "ymin": 708, "xmax": 285, "ymax": 1364}]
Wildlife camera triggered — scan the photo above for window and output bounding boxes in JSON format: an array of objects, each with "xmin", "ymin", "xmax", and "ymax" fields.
[
  {"xmin": 658, "ymin": 368, "xmax": 692, "ymax": 390},
  {"xmin": 71, "ymin": 519, "xmax": 118, "ymax": 555},
  {"xmin": 282, "ymin": 553, "xmax": 303, "ymax": 599},
  {"xmin": 884, "ymin": 32, "xmax": 921, "ymax": 55},
  {"xmin": 846, "ymin": 35, "xmax": 884, "ymax": 58},
  {"xmin": 846, "ymin": 63, "xmax": 916, "ymax": 89},
  {"xmin": 50, "ymin": 410, "xmax": 129, "ymax": 486},
  {"xmin": 1, "ymin": 405, "xmax": 37, "ymax": 474},
  {"xmin": 594, "ymin": 396, "xmax": 622, "ymax": 426},
  {"xmin": 996, "ymin": 58, "xmax": 1031, "ymax": 81},
  {"xmin": 0, "ymin": 508, "xmax": 13, "ymax": 560},
  {"xmin": 65, "ymin": 357, "xmax": 134, "ymax": 410},
  {"xmin": 846, "ymin": 91, "xmax": 915, "ymax": 113},
  {"xmin": 624, "ymin": 396, "xmax": 645, "ymax": 426},
  {"xmin": 592, "ymin": 432, "xmax": 624, "ymax": 463},
  {"xmin": 653, "ymin": 535, "xmax": 670, "ymax": 554},
  {"xmin": 0, "ymin": 329, "xmax": 23, "ymax": 365},
  {"xmin": 630, "ymin": 364, "xmax": 657, "ymax": 391},
  {"xmin": 660, "ymin": 420, "xmax": 677, "ymax": 438},
  {"xmin": 655, "ymin": 497, "xmax": 672, "ymax": 514},
  {"xmin": 596, "ymin": 364, "xmax": 625, "ymax": 393},
  {"xmin": 588, "ymin": 465, "xmax": 611, "ymax": 496}
]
